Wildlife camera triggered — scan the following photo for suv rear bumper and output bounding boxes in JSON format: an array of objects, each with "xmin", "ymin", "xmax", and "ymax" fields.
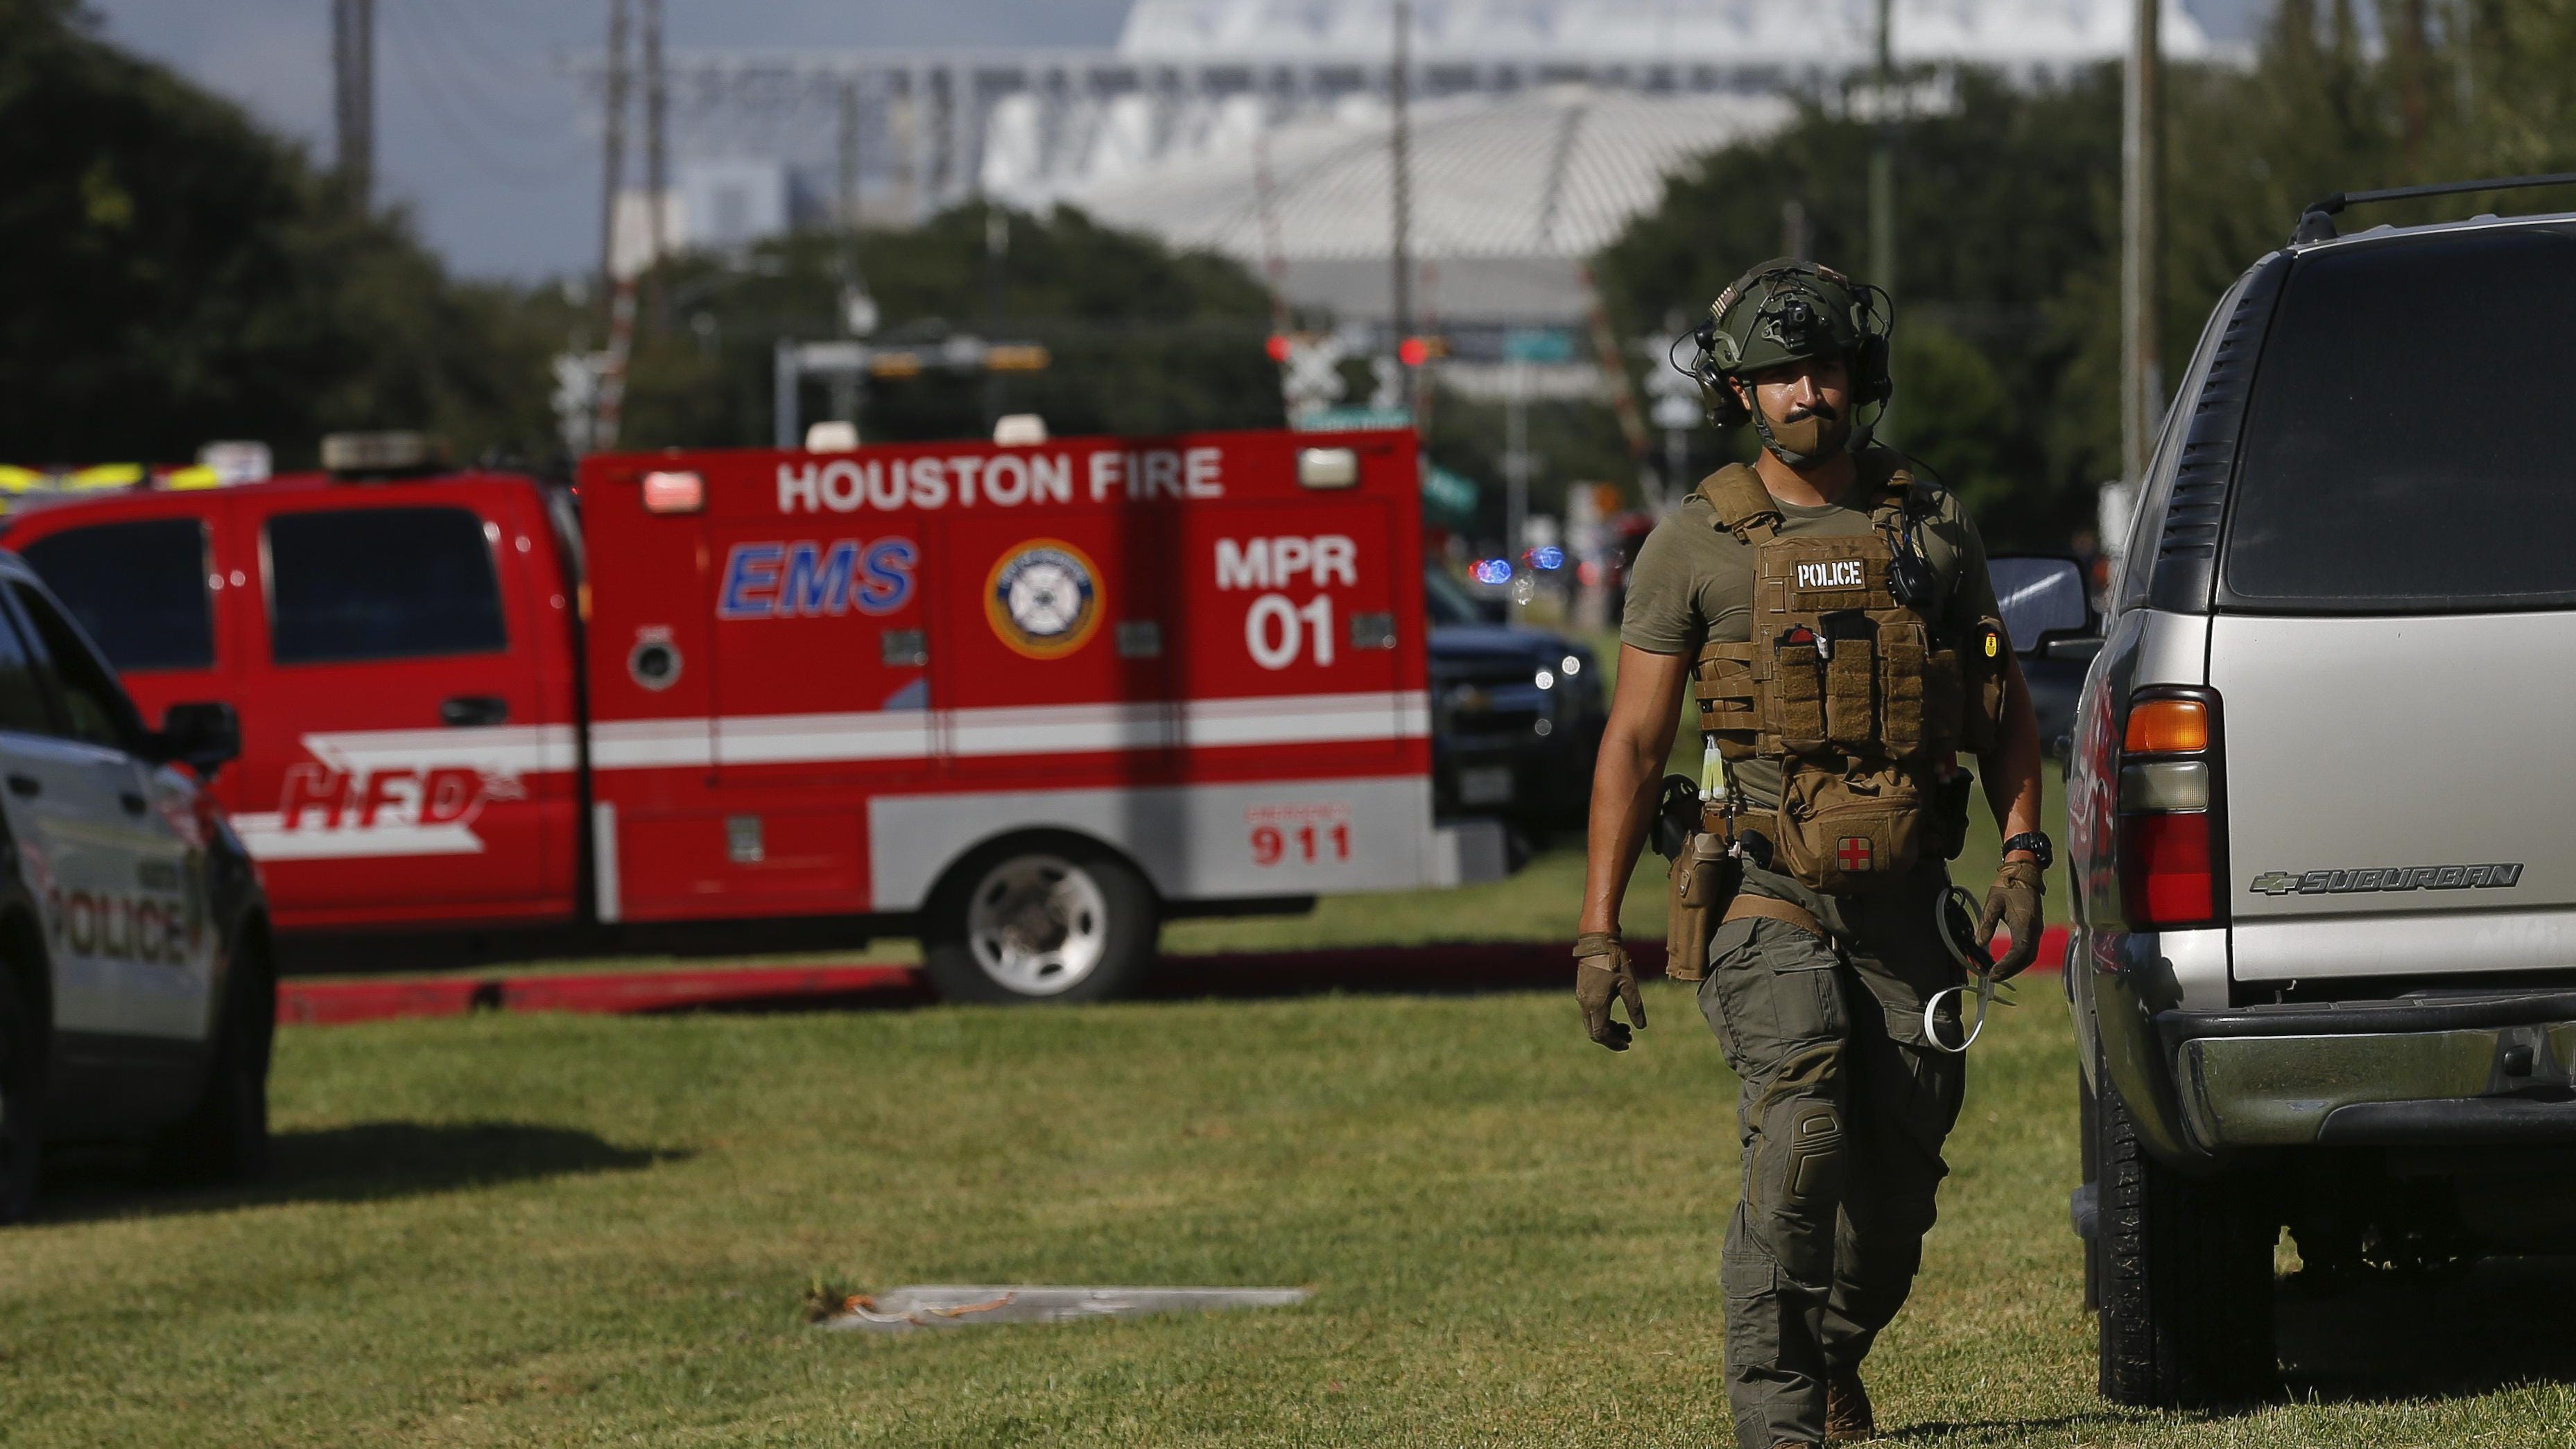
[{"xmin": 2159, "ymin": 992, "xmax": 2576, "ymax": 1148}]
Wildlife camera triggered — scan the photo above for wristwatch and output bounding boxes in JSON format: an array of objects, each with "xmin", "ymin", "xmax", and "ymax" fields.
[{"xmin": 2001, "ymin": 831, "xmax": 2054, "ymax": 869}]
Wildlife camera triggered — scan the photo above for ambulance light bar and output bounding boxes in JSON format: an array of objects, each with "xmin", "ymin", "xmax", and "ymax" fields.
[
  {"xmin": 641, "ymin": 471, "xmax": 704, "ymax": 514},
  {"xmin": 992, "ymin": 414, "xmax": 1048, "ymax": 446},
  {"xmin": 1297, "ymin": 447, "xmax": 1359, "ymax": 489}
]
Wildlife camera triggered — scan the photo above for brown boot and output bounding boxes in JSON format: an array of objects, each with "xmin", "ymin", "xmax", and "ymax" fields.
[{"xmin": 1823, "ymin": 1366, "xmax": 1876, "ymax": 1443}]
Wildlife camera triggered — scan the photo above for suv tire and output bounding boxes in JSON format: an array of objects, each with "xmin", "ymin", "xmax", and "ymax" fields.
[
  {"xmin": 923, "ymin": 842, "xmax": 1156, "ymax": 1005},
  {"xmin": 0, "ymin": 969, "xmax": 41, "ymax": 1224},
  {"xmin": 2095, "ymin": 1046, "xmax": 2279, "ymax": 1407},
  {"xmin": 155, "ymin": 948, "xmax": 273, "ymax": 1184}
]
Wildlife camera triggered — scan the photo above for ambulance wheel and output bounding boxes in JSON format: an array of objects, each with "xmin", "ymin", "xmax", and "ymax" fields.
[{"xmin": 923, "ymin": 842, "xmax": 1157, "ymax": 1004}]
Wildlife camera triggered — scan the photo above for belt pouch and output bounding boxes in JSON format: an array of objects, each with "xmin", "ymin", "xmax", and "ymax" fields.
[{"xmin": 1775, "ymin": 762, "xmax": 1926, "ymax": 894}]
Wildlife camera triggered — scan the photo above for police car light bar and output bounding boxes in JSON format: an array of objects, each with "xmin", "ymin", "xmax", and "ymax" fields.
[{"xmin": 321, "ymin": 431, "xmax": 449, "ymax": 478}]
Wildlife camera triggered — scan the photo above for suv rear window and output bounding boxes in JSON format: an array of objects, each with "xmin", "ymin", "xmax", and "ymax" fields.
[
  {"xmin": 17, "ymin": 518, "xmax": 214, "ymax": 671},
  {"xmin": 266, "ymin": 507, "xmax": 507, "ymax": 664},
  {"xmin": 2222, "ymin": 226, "xmax": 2576, "ymax": 611}
]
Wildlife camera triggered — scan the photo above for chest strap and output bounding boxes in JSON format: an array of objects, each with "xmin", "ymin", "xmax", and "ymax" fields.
[
  {"xmin": 1723, "ymin": 891, "xmax": 1824, "ymax": 939},
  {"xmin": 1698, "ymin": 458, "xmax": 1931, "ymax": 546},
  {"xmin": 1697, "ymin": 465, "xmax": 1782, "ymax": 544}
]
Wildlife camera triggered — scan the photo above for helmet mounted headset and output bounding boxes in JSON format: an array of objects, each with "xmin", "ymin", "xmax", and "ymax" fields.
[
  {"xmin": 1673, "ymin": 259, "xmax": 1932, "ymax": 605},
  {"xmin": 1677, "ymin": 259, "xmax": 1894, "ymax": 467}
]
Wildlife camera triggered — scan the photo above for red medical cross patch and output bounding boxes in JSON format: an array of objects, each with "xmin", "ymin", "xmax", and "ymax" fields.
[{"xmin": 1837, "ymin": 836, "xmax": 1874, "ymax": 873}]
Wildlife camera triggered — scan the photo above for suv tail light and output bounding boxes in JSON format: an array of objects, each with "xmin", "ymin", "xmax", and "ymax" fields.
[{"xmin": 2114, "ymin": 688, "xmax": 2226, "ymax": 930}]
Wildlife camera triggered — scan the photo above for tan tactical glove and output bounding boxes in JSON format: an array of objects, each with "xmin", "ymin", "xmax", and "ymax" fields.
[
  {"xmin": 1978, "ymin": 858, "xmax": 2047, "ymax": 982},
  {"xmin": 1574, "ymin": 930, "xmax": 1645, "ymax": 1051}
]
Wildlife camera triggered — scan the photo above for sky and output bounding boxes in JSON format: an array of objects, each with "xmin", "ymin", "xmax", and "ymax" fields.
[
  {"xmin": 85, "ymin": 0, "xmax": 2263, "ymax": 284},
  {"xmin": 85, "ymin": 0, "xmax": 1139, "ymax": 281}
]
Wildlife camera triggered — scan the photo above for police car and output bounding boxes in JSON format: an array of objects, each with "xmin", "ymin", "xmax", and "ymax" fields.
[{"xmin": 0, "ymin": 550, "xmax": 268, "ymax": 1223}]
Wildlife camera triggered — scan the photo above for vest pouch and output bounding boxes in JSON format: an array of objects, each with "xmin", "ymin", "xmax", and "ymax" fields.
[
  {"xmin": 1769, "ymin": 638, "xmax": 1829, "ymax": 754},
  {"xmin": 1823, "ymin": 630, "xmax": 1877, "ymax": 752},
  {"xmin": 1775, "ymin": 762, "xmax": 1926, "ymax": 894},
  {"xmin": 1878, "ymin": 620, "xmax": 1929, "ymax": 758},
  {"xmin": 1664, "ymin": 831, "xmax": 1740, "ymax": 982},
  {"xmin": 1693, "ymin": 644, "xmax": 1762, "ymax": 760}
]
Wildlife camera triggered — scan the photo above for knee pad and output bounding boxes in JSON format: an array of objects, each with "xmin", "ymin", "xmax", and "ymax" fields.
[{"xmin": 1782, "ymin": 1102, "xmax": 1847, "ymax": 1208}]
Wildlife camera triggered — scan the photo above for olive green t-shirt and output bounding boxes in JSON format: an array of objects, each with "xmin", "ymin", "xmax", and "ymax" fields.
[{"xmin": 1620, "ymin": 449, "xmax": 2001, "ymax": 808}]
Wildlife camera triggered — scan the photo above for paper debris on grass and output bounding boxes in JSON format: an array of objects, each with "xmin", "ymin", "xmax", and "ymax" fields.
[{"xmin": 815, "ymin": 1285, "xmax": 1312, "ymax": 1333}]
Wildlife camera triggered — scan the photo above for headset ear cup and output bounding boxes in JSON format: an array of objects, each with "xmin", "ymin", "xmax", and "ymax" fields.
[
  {"xmin": 1853, "ymin": 336, "xmax": 1893, "ymax": 406},
  {"xmin": 1701, "ymin": 368, "xmax": 1750, "ymax": 428}
]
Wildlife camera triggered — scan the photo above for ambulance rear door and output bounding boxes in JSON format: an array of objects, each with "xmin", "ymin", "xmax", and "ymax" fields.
[{"xmin": 1163, "ymin": 431, "xmax": 1428, "ymax": 893}]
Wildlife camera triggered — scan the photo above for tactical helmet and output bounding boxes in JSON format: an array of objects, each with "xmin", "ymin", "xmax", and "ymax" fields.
[{"xmin": 1690, "ymin": 259, "xmax": 1892, "ymax": 431}]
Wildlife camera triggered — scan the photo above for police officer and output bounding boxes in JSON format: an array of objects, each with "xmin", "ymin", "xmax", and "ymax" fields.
[{"xmin": 1574, "ymin": 261, "xmax": 2050, "ymax": 1449}]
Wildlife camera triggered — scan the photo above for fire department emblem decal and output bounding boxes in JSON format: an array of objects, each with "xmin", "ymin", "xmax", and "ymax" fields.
[{"xmin": 986, "ymin": 539, "xmax": 1103, "ymax": 659}]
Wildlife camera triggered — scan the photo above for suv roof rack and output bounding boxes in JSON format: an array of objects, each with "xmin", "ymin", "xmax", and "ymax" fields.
[{"xmin": 2293, "ymin": 170, "xmax": 2576, "ymax": 244}]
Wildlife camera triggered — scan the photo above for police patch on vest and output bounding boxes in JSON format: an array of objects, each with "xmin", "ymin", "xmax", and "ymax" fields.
[
  {"xmin": 1795, "ymin": 559, "xmax": 1867, "ymax": 591},
  {"xmin": 2249, "ymin": 862, "xmax": 2525, "ymax": 896},
  {"xmin": 986, "ymin": 539, "xmax": 1102, "ymax": 659}
]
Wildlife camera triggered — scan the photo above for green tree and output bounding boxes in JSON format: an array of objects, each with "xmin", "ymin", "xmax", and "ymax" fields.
[
  {"xmin": 1593, "ymin": 69, "xmax": 2121, "ymax": 544},
  {"xmin": 619, "ymin": 203, "xmax": 1283, "ymax": 450},
  {"xmin": 0, "ymin": 0, "xmax": 557, "ymax": 467}
]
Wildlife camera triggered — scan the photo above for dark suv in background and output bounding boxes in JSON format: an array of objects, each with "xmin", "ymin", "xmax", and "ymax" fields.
[{"xmin": 1424, "ymin": 569, "xmax": 1604, "ymax": 830}]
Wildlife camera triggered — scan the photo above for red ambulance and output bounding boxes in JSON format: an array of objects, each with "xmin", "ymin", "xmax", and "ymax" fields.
[{"xmin": 2, "ymin": 429, "xmax": 1505, "ymax": 1002}]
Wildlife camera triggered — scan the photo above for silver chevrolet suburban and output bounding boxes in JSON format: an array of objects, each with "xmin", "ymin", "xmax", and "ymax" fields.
[{"xmin": 2066, "ymin": 182, "xmax": 2576, "ymax": 1406}]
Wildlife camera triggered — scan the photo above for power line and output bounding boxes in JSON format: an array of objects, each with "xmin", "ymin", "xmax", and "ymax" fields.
[
  {"xmin": 396, "ymin": 0, "xmax": 575, "ymax": 139},
  {"xmin": 382, "ymin": 5, "xmax": 584, "ymax": 191},
  {"xmin": 332, "ymin": 0, "xmax": 374, "ymax": 200}
]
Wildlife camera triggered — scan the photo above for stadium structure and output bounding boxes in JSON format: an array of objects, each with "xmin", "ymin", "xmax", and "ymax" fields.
[{"xmin": 629, "ymin": 0, "xmax": 2213, "ymax": 332}]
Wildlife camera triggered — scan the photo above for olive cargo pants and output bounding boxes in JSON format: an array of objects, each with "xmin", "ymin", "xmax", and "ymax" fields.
[{"xmin": 1697, "ymin": 864, "xmax": 1967, "ymax": 1449}]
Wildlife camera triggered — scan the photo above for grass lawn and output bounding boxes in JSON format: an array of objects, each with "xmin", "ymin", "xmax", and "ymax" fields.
[{"xmin": 7, "ymin": 982, "xmax": 2571, "ymax": 1445}]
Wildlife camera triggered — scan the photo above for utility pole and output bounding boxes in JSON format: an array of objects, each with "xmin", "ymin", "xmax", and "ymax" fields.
[
  {"xmin": 838, "ymin": 80, "xmax": 863, "ymax": 230},
  {"xmin": 592, "ymin": 0, "xmax": 634, "ymax": 454},
  {"xmin": 2121, "ymin": 0, "xmax": 2163, "ymax": 487},
  {"xmin": 1869, "ymin": 0, "xmax": 1896, "ymax": 442},
  {"xmin": 1505, "ymin": 358, "xmax": 1530, "ymax": 566},
  {"xmin": 2454, "ymin": 0, "xmax": 2475, "ymax": 123},
  {"xmin": 983, "ymin": 207, "xmax": 1010, "ymax": 429},
  {"xmin": 1390, "ymin": 0, "xmax": 1414, "ymax": 397},
  {"xmin": 642, "ymin": 0, "xmax": 668, "ymax": 331},
  {"xmin": 331, "ymin": 0, "xmax": 374, "ymax": 202},
  {"xmin": 598, "ymin": 0, "xmax": 630, "ymax": 318}
]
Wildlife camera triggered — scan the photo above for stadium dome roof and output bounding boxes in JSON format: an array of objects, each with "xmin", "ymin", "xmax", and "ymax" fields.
[
  {"xmin": 1116, "ymin": 0, "xmax": 2211, "ymax": 69},
  {"xmin": 1001, "ymin": 85, "xmax": 1791, "ymax": 322}
]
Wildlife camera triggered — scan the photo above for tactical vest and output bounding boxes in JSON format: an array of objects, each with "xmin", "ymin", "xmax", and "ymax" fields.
[{"xmin": 1687, "ymin": 463, "xmax": 2008, "ymax": 894}]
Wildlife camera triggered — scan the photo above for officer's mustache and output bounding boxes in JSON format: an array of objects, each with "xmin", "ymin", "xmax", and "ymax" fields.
[{"xmin": 1782, "ymin": 399, "xmax": 1842, "ymax": 424}]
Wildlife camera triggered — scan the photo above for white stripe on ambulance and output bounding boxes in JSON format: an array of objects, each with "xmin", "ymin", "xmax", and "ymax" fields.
[{"xmin": 231, "ymin": 692, "xmax": 1430, "ymax": 861}]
